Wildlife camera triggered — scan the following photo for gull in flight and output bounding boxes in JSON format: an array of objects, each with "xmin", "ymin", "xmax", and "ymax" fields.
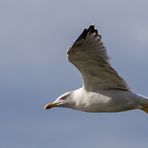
[{"xmin": 44, "ymin": 25, "xmax": 148, "ymax": 113}]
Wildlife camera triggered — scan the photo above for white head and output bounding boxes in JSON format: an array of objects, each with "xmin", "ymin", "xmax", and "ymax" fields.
[{"xmin": 44, "ymin": 91, "xmax": 75, "ymax": 110}]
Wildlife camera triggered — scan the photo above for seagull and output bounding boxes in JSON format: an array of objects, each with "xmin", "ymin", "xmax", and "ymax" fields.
[{"xmin": 44, "ymin": 25, "xmax": 148, "ymax": 113}]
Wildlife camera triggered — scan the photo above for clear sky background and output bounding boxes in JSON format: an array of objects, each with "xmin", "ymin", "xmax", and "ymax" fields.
[{"xmin": 0, "ymin": 0, "xmax": 148, "ymax": 148}]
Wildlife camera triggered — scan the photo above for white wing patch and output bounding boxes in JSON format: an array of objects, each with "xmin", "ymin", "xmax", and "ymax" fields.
[{"xmin": 67, "ymin": 25, "xmax": 129, "ymax": 92}]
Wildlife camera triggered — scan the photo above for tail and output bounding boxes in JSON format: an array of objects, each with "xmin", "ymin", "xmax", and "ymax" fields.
[{"xmin": 140, "ymin": 99, "xmax": 148, "ymax": 113}]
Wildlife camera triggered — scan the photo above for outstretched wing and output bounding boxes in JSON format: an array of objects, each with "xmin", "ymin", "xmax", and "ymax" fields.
[{"xmin": 67, "ymin": 25, "xmax": 129, "ymax": 91}]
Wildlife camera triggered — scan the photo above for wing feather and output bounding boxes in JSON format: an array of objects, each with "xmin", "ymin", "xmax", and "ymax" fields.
[{"xmin": 67, "ymin": 25, "xmax": 129, "ymax": 91}]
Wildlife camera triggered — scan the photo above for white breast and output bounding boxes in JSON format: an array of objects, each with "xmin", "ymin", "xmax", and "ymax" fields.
[{"xmin": 72, "ymin": 88, "xmax": 112, "ymax": 112}]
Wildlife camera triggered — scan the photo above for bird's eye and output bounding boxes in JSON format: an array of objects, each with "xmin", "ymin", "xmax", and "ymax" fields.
[{"xmin": 61, "ymin": 96, "xmax": 67, "ymax": 100}]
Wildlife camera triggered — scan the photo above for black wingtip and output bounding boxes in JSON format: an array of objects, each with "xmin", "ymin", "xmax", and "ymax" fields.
[
  {"xmin": 74, "ymin": 25, "xmax": 101, "ymax": 45},
  {"xmin": 87, "ymin": 25, "xmax": 97, "ymax": 33}
]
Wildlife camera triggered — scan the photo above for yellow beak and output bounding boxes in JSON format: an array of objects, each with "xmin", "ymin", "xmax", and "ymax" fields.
[{"xmin": 44, "ymin": 102, "xmax": 59, "ymax": 110}]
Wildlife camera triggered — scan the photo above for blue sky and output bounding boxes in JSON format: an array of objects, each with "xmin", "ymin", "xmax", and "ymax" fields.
[{"xmin": 0, "ymin": 0, "xmax": 148, "ymax": 147}]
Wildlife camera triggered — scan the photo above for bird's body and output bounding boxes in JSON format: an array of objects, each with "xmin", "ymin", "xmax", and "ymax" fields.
[
  {"xmin": 65, "ymin": 88, "xmax": 148, "ymax": 112},
  {"xmin": 44, "ymin": 25, "xmax": 148, "ymax": 113}
]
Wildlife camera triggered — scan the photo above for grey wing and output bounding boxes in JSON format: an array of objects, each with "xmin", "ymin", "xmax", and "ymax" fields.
[{"xmin": 67, "ymin": 25, "xmax": 129, "ymax": 92}]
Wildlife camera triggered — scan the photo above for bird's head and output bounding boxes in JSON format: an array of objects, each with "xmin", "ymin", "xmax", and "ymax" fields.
[{"xmin": 44, "ymin": 91, "xmax": 74, "ymax": 110}]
